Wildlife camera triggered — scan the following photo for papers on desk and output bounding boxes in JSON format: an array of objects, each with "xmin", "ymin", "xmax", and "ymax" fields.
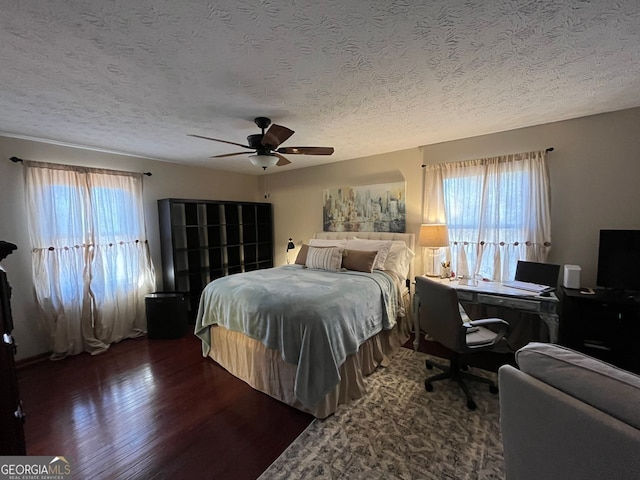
[{"xmin": 502, "ymin": 280, "xmax": 554, "ymax": 294}]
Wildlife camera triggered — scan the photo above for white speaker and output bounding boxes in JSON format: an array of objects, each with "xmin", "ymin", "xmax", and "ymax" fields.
[{"xmin": 563, "ymin": 265, "xmax": 581, "ymax": 289}]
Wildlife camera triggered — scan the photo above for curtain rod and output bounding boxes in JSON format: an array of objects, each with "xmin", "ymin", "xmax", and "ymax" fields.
[
  {"xmin": 421, "ymin": 147, "xmax": 555, "ymax": 168},
  {"xmin": 9, "ymin": 157, "xmax": 152, "ymax": 176}
]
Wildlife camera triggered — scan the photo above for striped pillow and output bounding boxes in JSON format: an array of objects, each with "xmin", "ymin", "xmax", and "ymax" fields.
[{"xmin": 305, "ymin": 246, "xmax": 343, "ymax": 271}]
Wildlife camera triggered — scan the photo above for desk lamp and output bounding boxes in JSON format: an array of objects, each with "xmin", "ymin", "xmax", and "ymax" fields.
[
  {"xmin": 286, "ymin": 238, "xmax": 296, "ymax": 264},
  {"xmin": 419, "ymin": 224, "xmax": 449, "ymax": 276}
]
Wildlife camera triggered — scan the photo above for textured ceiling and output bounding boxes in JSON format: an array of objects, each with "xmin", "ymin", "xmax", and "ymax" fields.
[{"xmin": 1, "ymin": 0, "xmax": 640, "ymax": 175}]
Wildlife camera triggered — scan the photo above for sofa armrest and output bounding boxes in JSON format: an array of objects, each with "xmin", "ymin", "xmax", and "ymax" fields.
[
  {"xmin": 499, "ymin": 365, "xmax": 640, "ymax": 480},
  {"xmin": 516, "ymin": 342, "xmax": 640, "ymax": 430}
]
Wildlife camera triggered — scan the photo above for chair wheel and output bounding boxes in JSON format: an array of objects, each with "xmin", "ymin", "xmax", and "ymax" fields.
[
  {"xmin": 489, "ymin": 385, "xmax": 499, "ymax": 394},
  {"xmin": 425, "ymin": 380, "xmax": 434, "ymax": 392},
  {"xmin": 425, "ymin": 360, "xmax": 433, "ymax": 370},
  {"xmin": 467, "ymin": 399, "xmax": 477, "ymax": 410}
]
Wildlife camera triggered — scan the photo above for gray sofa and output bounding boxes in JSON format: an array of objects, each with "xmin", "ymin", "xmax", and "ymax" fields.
[{"xmin": 499, "ymin": 342, "xmax": 640, "ymax": 480}]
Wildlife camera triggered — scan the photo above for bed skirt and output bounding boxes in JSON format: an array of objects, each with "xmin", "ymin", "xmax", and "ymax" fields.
[{"xmin": 207, "ymin": 293, "xmax": 412, "ymax": 418}]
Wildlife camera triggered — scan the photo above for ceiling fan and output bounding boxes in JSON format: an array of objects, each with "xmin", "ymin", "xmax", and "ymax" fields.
[{"xmin": 189, "ymin": 117, "xmax": 334, "ymax": 169}]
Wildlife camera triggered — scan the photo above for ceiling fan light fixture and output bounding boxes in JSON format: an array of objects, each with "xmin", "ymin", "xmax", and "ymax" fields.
[{"xmin": 248, "ymin": 154, "xmax": 279, "ymax": 169}]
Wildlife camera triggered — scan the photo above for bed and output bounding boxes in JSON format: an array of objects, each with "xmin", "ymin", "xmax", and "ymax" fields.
[{"xmin": 195, "ymin": 232, "xmax": 415, "ymax": 418}]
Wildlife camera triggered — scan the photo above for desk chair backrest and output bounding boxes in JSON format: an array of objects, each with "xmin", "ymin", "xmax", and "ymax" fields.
[{"xmin": 415, "ymin": 277, "xmax": 465, "ymax": 352}]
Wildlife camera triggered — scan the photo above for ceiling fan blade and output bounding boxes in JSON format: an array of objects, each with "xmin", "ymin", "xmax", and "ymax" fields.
[
  {"xmin": 188, "ymin": 134, "xmax": 251, "ymax": 149},
  {"xmin": 276, "ymin": 146, "xmax": 334, "ymax": 156},
  {"xmin": 274, "ymin": 153, "xmax": 291, "ymax": 167},
  {"xmin": 261, "ymin": 124, "xmax": 294, "ymax": 149},
  {"xmin": 211, "ymin": 151, "xmax": 254, "ymax": 158}
]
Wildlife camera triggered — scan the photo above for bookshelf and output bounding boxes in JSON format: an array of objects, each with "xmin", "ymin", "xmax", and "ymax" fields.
[{"xmin": 158, "ymin": 198, "xmax": 273, "ymax": 319}]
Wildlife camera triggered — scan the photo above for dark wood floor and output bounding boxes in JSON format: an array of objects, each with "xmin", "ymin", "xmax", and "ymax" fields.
[{"xmin": 18, "ymin": 334, "xmax": 313, "ymax": 480}]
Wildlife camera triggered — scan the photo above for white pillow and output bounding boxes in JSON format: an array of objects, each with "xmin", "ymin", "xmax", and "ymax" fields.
[
  {"xmin": 305, "ymin": 246, "xmax": 343, "ymax": 271},
  {"xmin": 346, "ymin": 238, "xmax": 393, "ymax": 270},
  {"xmin": 384, "ymin": 241, "xmax": 415, "ymax": 278},
  {"xmin": 309, "ymin": 238, "xmax": 348, "ymax": 248}
]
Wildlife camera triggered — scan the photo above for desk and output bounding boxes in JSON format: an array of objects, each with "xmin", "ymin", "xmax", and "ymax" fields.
[{"xmin": 413, "ymin": 277, "xmax": 560, "ymax": 350}]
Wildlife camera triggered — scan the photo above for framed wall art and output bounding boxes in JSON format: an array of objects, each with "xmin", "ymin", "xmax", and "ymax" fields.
[{"xmin": 323, "ymin": 182, "xmax": 406, "ymax": 233}]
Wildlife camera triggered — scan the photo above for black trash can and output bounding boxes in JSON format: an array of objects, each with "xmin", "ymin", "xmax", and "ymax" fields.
[{"xmin": 145, "ymin": 292, "xmax": 188, "ymax": 339}]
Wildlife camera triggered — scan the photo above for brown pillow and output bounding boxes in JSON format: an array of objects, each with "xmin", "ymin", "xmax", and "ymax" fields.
[
  {"xmin": 342, "ymin": 249, "xmax": 378, "ymax": 273},
  {"xmin": 295, "ymin": 244, "xmax": 309, "ymax": 265}
]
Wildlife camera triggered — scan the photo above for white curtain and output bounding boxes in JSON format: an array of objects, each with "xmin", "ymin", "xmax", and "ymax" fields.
[
  {"xmin": 423, "ymin": 150, "xmax": 551, "ymax": 282},
  {"xmin": 24, "ymin": 161, "xmax": 156, "ymax": 359}
]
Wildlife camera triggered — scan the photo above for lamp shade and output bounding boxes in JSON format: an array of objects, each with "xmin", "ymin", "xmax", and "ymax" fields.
[
  {"xmin": 249, "ymin": 154, "xmax": 279, "ymax": 169},
  {"xmin": 418, "ymin": 224, "xmax": 449, "ymax": 248},
  {"xmin": 287, "ymin": 238, "xmax": 295, "ymax": 250}
]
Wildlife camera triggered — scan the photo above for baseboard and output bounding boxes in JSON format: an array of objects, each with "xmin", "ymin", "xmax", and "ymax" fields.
[{"xmin": 16, "ymin": 352, "xmax": 51, "ymax": 370}]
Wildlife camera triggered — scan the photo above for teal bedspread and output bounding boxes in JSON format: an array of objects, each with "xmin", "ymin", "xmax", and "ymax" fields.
[{"xmin": 195, "ymin": 265, "xmax": 399, "ymax": 409}]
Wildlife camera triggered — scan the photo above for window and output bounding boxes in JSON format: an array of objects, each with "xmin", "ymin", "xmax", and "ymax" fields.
[
  {"xmin": 423, "ymin": 150, "xmax": 551, "ymax": 281},
  {"xmin": 25, "ymin": 161, "xmax": 156, "ymax": 359}
]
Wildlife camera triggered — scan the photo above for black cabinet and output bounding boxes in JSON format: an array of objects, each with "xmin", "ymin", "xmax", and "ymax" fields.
[
  {"xmin": 158, "ymin": 199, "xmax": 273, "ymax": 318},
  {"xmin": 1, "ymin": 241, "xmax": 26, "ymax": 455},
  {"xmin": 561, "ymin": 287, "xmax": 640, "ymax": 373},
  {"xmin": 145, "ymin": 292, "xmax": 188, "ymax": 339}
]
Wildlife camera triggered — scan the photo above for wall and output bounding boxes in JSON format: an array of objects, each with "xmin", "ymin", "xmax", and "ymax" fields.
[
  {"xmin": 264, "ymin": 147, "xmax": 423, "ymax": 266},
  {"xmin": 266, "ymin": 107, "xmax": 640, "ymax": 288},
  {"xmin": 0, "ymin": 135, "xmax": 260, "ymax": 359}
]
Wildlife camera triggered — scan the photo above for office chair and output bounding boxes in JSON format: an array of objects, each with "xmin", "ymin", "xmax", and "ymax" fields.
[{"xmin": 415, "ymin": 276, "xmax": 509, "ymax": 410}]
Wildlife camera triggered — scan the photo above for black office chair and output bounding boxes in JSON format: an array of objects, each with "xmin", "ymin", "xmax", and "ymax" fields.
[{"xmin": 415, "ymin": 276, "xmax": 509, "ymax": 410}]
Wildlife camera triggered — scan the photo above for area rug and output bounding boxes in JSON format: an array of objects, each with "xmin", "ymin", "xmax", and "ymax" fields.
[{"xmin": 258, "ymin": 348, "xmax": 504, "ymax": 480}]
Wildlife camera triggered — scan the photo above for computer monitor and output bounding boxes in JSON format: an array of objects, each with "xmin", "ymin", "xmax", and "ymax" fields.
[{"xmin": 515, "ymin": 261, "xmax": 560, "ymax": 288}]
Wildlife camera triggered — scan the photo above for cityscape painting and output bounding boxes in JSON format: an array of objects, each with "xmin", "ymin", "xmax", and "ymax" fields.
[{"xmin": 323, "ymin": 182, "xmax": 406, "ymax": 233}]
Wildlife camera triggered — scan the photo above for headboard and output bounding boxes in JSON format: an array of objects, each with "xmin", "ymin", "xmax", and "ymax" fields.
[
  {"xmin": 313, "ymin": 231, "xmax": 415, "ymax": 250},
  {"xmin": 313, "ymin": 231, "xmax": 416, "ymax": 287}
]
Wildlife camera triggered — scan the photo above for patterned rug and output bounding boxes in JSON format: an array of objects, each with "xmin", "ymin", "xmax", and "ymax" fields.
[{"xmin": 258, "ymin": 348, "xmax": 504, "ymax": 480}]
